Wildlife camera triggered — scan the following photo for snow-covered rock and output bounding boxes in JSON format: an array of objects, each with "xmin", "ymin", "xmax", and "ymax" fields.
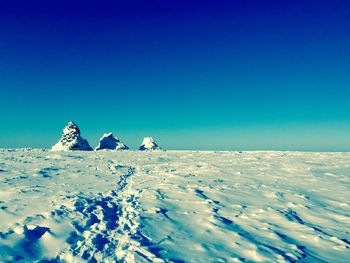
[
  {"xmin": 139, "ymin": 137, "xmax": 161, "ymax": 151},
  {"xmin": 95, "ymin": 133, "xmax": 129, "ymax": 151},
  {"xmin": 51, "ymin": 121, "xmax": 93, "ymax": 151}
]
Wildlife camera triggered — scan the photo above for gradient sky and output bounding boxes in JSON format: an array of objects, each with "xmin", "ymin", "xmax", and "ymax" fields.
[{"xmin": 0, "ymin": 0, "xmax": 349, "ymax": 150}]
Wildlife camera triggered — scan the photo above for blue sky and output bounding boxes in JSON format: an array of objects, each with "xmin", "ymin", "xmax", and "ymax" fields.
[{"xmin": 0, "ymin": 0, "xmax": 349, "ymax": 150}]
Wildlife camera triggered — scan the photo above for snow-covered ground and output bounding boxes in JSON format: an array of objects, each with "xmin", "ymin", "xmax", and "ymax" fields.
[{"xmin": 0, "ymin": 149, "xmax": 349, "ymax": 262}]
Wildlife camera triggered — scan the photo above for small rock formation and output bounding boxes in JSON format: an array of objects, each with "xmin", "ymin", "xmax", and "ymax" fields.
[
  {"xmin": 139, "ymin": 137, "xmax": 161, "ymax": 151},
  {"xmin": 51, "ymin": 121, "xmax": 93, "ymax": 151},
  {"xmin": 95, "ymin": 133, "xmax": 129, "ymax": 150}
]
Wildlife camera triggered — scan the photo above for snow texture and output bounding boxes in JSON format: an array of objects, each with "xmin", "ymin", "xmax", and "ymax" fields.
[
  {"xmin": 51, "ymin": 121, "xmax": 93, "ymax": 151},
  {"xmin": 95, "ymin": 133, "xmax": 129, "ymax": 151},
  {"xmin": 139, "ymin": 137, "xmax": 161, "ymax": 151},
  {"xmin": 0, "ymin": 149, "xmax": 349, "ymax": 262}
]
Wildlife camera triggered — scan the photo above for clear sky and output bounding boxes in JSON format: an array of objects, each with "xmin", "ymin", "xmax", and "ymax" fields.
[{"xmin": 0, "ymin": 0, "xmax": 349, "ymax": 151}]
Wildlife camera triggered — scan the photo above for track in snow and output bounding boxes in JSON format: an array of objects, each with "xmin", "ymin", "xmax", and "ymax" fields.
[{"xmin": 56, "ymin": 163, "xmax": 164, "ymax": 262}]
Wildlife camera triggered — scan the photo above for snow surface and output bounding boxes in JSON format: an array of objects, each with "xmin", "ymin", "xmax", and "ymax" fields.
[
  {"xmin": 0, "ymin": 149, "xmax": 349, "ymax": 262},
  {"xmin": 95, "ymin": 133, "xmax": 129, "ymax": 151},
  {"xmin": 139, "ymin": 137, "xmax": 161, "ymax": 151}
]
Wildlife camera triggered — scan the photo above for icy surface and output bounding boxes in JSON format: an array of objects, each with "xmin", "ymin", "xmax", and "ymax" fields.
[
  {"xmin": 139, "ymin": 137, "xmax": 161, "ymax": 151},
  {"xmin": 95, "ymin": 133, "xmax": 129, "ymax": 151},
  {"xmin": 0, "ymin": 149, "xmax": 349, "ymax": 262},
  {"xmin": 52, "ymin": 121, "xmax": 93, "ymax": 151}
]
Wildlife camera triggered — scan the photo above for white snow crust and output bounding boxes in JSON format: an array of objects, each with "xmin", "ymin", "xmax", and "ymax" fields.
[{"xmin": 0, "ymin": 149, "xmax": 349, "ymax": 262}]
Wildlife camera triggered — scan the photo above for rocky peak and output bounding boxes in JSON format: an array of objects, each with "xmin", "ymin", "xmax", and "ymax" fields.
[
  {"xmin": 95, "ymin": 133, "xmax": 129, "ymax": 150},
  {"xmin": 139, "ymin": 137, "xmax": 161, "ymax": 151},
  {"xmin": 51, "ymin": 121, "xmax": 92, "ymax": 151}
]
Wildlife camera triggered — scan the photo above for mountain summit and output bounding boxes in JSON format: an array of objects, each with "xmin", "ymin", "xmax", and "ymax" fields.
[
  {"xmin": 95, "ymin": 133, "xmax": 129, "ymax": 150},
  {"xmin": 51, "ymin": 121, "xmax": 93, "ymax": 151},
  {"xmin": 139, "ymin": 137, "xmax": 161, "ymax": 151}
]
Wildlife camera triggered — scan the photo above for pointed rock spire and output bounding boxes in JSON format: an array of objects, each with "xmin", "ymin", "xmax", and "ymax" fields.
[
  {"xmin": 95, "ymin": 133, "xmax": 129, "ymax": 150},
  {"xmin": 139, "ymin": 137, "xmax": 161, "ymax": 151},
  {"xmin": 51, "ymin": 121, "xmax": 93, "ymax": 151}
]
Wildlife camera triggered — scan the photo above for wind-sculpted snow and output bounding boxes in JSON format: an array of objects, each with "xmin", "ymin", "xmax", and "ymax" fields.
[{"xmin": 0, "ymin": 149, "xmax": 349, "ymax": 262}]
